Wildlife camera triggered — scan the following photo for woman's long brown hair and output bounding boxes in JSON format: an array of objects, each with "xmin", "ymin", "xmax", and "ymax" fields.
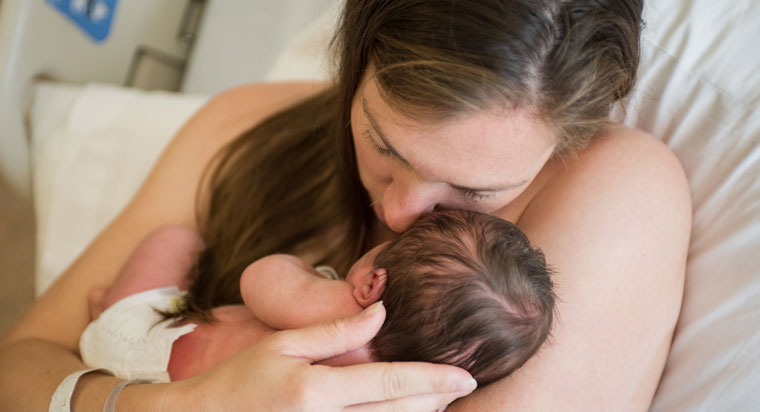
[{"xmin": 177, "ymin": 0, "xmax": 643, "ymax": 320}]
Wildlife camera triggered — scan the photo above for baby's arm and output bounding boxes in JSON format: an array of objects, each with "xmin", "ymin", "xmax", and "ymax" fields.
[
  {"xmin": 240, "ymin": 255, "xmax": 363, "ymax": 330},
  {"xmin": 90, "ymin": 226, "xmax": 204, "ymax": 318}
]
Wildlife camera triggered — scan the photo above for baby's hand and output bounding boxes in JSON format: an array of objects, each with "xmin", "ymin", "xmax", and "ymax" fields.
[
  {"xmin": 168, "ymin": 305, "xmax": 272, "ymax": 381},
  {"xmin": 87, "ymin": 287, "xmax": 109, "ymax": 320}
]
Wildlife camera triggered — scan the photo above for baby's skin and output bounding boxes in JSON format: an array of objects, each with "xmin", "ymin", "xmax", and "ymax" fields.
[{"xmin": 88, "ymin": 226, "xmax": 388, "ymax": 381}]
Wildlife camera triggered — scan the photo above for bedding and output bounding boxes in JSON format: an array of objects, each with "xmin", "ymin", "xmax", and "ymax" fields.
[
  {"xmin": 622, "ymin": 2, "xmax": 760, "ymax": 410},
  {"xmin": 29, "ymin": 82, "xmax": 207, "ymax": 294},
  {"xmin": 27, "ymin": 0, "xmax": 759, "ymax": 409}
]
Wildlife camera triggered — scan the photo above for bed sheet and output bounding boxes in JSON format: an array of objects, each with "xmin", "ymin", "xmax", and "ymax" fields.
[
  {"xmin": 626, "ymin": 2, "xmax": 760, "ymax": 410},
  {"xmin": 28, "ymin": 0, "xmax": 760, "ymax": 409}
]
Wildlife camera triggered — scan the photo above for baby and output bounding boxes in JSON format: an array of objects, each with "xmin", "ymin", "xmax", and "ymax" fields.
[{"xmin": 82, "ymin": 210, "xmax": 555, "ymax": 386}]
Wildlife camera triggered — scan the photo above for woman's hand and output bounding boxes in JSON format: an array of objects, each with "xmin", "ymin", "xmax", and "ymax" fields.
[{"xmin": 174, "ymin": 301, "xmax": 477, "ymax": 411}]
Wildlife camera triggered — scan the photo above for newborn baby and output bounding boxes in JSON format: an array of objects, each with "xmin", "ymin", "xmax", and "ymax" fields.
[{"xmin": 83, "ymin": 210, "xmax": 555, "ymax": 385}]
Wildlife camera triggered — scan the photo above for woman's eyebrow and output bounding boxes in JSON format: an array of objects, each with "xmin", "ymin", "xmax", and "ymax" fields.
[
  {"xmin": 361, "ymin": 97, "xmax": 410, "ymax": 165},
  {"xmin": 361, "ymin": 96, "xmax": 528, "ymax": 193}
]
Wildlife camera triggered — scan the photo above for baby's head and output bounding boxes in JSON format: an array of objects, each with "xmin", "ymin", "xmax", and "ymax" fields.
[{"xmin": 347, "ymin": 210, "xmax": 556, "ymax": 385}]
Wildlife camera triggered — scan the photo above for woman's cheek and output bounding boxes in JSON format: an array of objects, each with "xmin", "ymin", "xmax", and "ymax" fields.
[{"xmin": 353, "ymin": 141, "xmax": 388, "ymax": 192}]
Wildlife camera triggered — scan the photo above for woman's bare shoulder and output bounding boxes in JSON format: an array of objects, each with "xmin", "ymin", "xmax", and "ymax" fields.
[
  {"xmin": 466, "ymin": 125, "xmax": 693, "ymax": 410},
  {"xmin": 522, "ymin": 124, "xmax": 692, "ymax": 294},
  {"xmin": 573, "ymin": 124, "xmax": 687, "ymax": 188},
  {"xmin": 186, "ymin": 81, "xmax": 330, "ymax": 148},
  {"xmin": 525, "ymin": 124, "xmax": 691, "ymax": 232},
  {"xmin": 210, "ymin": 81, "xmax": 330, "ymax": 128}
]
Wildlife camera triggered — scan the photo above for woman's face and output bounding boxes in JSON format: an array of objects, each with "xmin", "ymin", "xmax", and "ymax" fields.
[{"xmin": 350, "ymin": 72, "xmax": 557, "ymax": 233}]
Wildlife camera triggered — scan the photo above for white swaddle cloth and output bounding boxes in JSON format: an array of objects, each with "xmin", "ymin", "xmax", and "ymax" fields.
[
  {"xmin": 79, "ymin": 287, "xmax": 197, "ymax": 383},
  {"xmin": 315, "ymin": 265, "xmax": 339, "ymax": 280}
]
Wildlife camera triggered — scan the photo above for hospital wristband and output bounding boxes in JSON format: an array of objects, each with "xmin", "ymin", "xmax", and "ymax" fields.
[
  {"xmin": 103, "ymin": 378, "xmax": 153, "ymax": 412},
  {"xmin": 49, "ymin": 368, "xmax": 112, "ymax": 412}
]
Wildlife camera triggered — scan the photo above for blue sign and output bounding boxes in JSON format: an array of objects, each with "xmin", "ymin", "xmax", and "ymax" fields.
[{"xmin": 46, "ymin": 0, "xmax": 118, "ymax": 43}]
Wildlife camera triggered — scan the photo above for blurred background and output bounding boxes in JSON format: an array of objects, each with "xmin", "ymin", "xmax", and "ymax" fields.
[
  {"xmin": 0, "ymin": 0, "xmax": 337, "ymax": 336},
  {"xmin": 0, "ymin": 175, "xmax": 34, "ymax": 336}
]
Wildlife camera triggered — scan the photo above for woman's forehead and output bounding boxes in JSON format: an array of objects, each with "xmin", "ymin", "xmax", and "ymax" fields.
[{"xmin": 358, "ymin": 78, "xmax": 556, "ymax": 190}]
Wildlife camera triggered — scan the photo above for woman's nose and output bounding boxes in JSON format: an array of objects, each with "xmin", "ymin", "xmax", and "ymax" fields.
[{"xmin": 382, "ymin": 179, "xmax": 439, "ymax": 233}]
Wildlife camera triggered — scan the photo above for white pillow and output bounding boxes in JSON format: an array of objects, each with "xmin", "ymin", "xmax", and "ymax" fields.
[{"xmin": 30, "ymin": 83, "xmax": 207, "ymax": 294}]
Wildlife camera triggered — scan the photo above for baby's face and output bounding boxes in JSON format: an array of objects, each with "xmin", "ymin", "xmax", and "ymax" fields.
[{"xmin": 345, "ymin": 241, "xmax": 390, "ymax": 288}]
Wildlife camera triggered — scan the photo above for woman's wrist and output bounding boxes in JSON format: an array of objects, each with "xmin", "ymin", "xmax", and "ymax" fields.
[
  {"xmin": 69, "ymin": 372, "xmax": 123, "ymax": 410},
  {"xmin": 50, "ymin": 368, "xmax": 112, "ymax": 411},
  {"xmin": 71, "ymin": 373, "xmax": 178, "ymax": 411}
]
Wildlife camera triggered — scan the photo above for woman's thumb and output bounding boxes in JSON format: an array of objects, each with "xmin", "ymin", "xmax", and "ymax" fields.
[{"xmin": 277, "ymin": 301, "xmax": 386, "ymax": 362}]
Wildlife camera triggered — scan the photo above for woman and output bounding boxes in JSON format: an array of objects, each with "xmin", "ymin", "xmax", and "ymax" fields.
[{"xmin": 0, "ymin": 0, "xmax": 691, "ymax": 410}]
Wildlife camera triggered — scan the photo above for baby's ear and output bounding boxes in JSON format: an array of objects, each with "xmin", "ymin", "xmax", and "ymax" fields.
[{"xmin": 353, "ymin": 268, "xmax": 388, "ymax": 308}]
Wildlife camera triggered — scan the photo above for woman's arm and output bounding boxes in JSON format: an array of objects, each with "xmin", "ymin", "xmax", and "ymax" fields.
[
  {"xmin": 241, "ymin": 255, "xmax": 364, "ymax": 330},
  {"xmin": 0, "ymin": 82, "xmax": 474, "ymax": 411},
  {"xmin": 448, "ymin": 126, "xmax": 691, "ymax": 411},
  {"xmin": 0, "ymin": 81, "xmax": 329, "ymax": 409}
]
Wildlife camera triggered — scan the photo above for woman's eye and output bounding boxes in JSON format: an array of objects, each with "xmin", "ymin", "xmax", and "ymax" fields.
[
  {"xmin": 460, "ymin": 189, "xmax": 493, "ymax": 202},
  {"xmin": 363, "ymin": 129, "xmax": 394, "ymax": 157}
]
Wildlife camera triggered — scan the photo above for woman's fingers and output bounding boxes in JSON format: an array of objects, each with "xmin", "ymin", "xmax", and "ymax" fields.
[
  {"xmin": 325, "ymin": 362, "xmax": 476, "ymax": 406},
  {"xmin": 274, "ymin": 301, "xmax": 387, "ymax": 362},
  {"xmin": 257, "ymin": 302, "xmax": 476, "ymax": 410}
]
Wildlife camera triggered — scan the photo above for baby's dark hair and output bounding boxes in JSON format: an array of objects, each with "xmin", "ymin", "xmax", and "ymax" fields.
[{"xmin": 371, "ymin": 210, "xmax": 555, "ymax": 385}]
